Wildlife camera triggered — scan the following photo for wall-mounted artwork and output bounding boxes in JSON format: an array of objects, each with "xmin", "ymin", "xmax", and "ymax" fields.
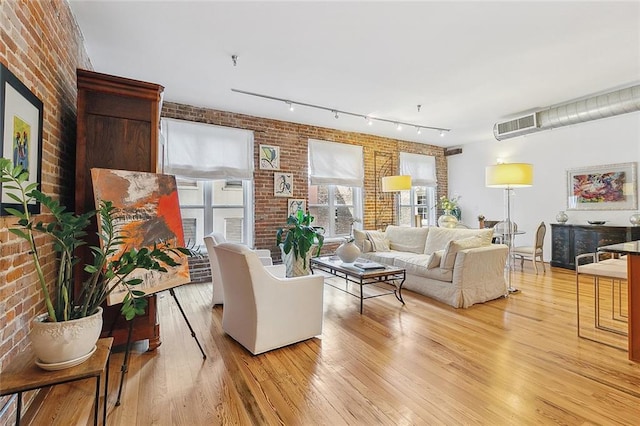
[
  {"xmin": 260, "ymin": 144, "xmax": 280, "ymax": 170},
  {"xmin": 274, "ymin": 172, "xmax": 293, "ymax": 197},
  {"xmin": 566, "ymin": 162, "xmax": 637, "ymax": 210},
  {"xmin": 288, "ymin": 198, "xmax": 306, "ymax": 217},
  {"xmin": 91, "ymin": 168, "xmax": 191, "ymax": 305},
  {"xmin": 0, "ymin": 63, "xmax": 43, "ymax": 215}
]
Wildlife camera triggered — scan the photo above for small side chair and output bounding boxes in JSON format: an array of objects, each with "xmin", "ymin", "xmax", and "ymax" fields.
[{"xmin": 512, "ymin": 221, "xmax": 546, "ymax": 274}]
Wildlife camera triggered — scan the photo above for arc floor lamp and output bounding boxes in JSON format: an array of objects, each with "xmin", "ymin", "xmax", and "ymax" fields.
[{"xmin": 485, "ymin": 163, "xmax": 534, "ymax": 293}]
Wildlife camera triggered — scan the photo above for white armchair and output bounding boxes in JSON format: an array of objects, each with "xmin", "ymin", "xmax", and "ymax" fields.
[
  {"xmin": 204, "ymin": 232, "xmax": 281, "ymax": 305},
  {"xmin": 213, "ymin": 242, "xmax": 324, "ymax": 355}
]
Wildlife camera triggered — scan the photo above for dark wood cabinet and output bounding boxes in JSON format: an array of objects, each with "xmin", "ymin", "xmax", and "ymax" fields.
[
  {"xmin": 551, "ymin": 223, "xmax": 640, "ymax": 269},
  {"xmin": 75, "ymin": 69, "xmax": 164, "ymax": 349}
]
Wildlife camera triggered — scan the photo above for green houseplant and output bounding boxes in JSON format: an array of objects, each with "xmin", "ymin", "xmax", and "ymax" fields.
[
  {"xmin": 276, "ymin": 210, "xmax": 324, "ymax": 276},
  {"xmin": 1, "ymin": 159, "xmax": 189, "ymax": 365}
]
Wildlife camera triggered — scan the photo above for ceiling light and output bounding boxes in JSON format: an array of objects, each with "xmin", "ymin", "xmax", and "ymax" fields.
[
  {"xmin": 416, "ymin": 127, "xmax": 422, "ymax": 135},
  {"xmin": 440, "ymin": 130, "xmax": 446, "ymax": 137},
  {"xmin": 231, "ymin": 88, "xmax": 451, "ymax": 135},
  {"xmin": 286, "ymin": 101, "xmax": 294, "ymax": 112}
]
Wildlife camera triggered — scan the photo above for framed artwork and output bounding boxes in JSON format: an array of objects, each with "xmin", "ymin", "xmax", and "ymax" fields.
[
  {"xmin": 91, "ymin": 168, "xmax": 191, "ymax": 305},
  {"xmin": 566, "ymin": 162, "xmax": 637, "ymax": 210},
  {"xmin": 274, "ymin": 172, "xmax": 293, "ymax": 197},
  {"xmin": 288, "ymin": 198, "xmax": 306, "ymax": 217},
  {"xmin": 260, "ymin": 144, "xmax": 280, "ymax": 170},
  {"xmin": 0, "ymin": 63, "xmax": 43, "ymax": 215}
]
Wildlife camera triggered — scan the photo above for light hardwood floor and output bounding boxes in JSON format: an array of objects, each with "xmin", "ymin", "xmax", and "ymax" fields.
[{"xmin": 23, "ymin": 264, "xmax": 640, "ymax": 425}]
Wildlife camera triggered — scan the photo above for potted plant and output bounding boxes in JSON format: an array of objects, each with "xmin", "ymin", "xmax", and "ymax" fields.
[
  {"xmin": 276, "ymin": 210, "xmax": 324, "ymax": 277},
  {"xmin": 0, "ymin": 159, "xmax": 189, "ymax": 368}
]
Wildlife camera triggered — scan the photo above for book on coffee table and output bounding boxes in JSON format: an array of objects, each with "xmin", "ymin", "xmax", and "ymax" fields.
[{"xmin": 353, "ymin": 259, "xmax": 385, "ymax": 270}]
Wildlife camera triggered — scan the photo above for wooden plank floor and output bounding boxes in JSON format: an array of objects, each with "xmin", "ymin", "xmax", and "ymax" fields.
[{"xmin": 23, "ymin": 264, "xmax": 640, "ymax": 425}]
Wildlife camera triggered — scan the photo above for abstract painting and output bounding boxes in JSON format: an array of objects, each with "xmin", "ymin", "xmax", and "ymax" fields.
[
  {"xmin": 91, "ymin": 168, "xmax": 191, "ymax": 305},
  {"xmin": 566, "ymin": 162, "xmax": 637, "ymax": 210},
  {"xmin": 288, "ymin": 198, "xmax": 306, "ymax": 217},
  {"xmin": 274, "ymin": 172, "xmax": 293, "ymax": 197}
]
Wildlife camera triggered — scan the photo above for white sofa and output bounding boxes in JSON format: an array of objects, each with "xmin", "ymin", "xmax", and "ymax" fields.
[{"xmin": 353, "ymin": 225, "xmax": 508, "ymax": 308}]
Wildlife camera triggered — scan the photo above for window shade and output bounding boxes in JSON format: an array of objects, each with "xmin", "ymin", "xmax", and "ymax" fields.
[
  {"xmin": 162, "ymin": 118, "xmax": 254, "ymax": 180},
  {"xmin": 308, "ymin": 139, "xmax": 364, "ymax": 187},
  {"xmin": 400, "ymin": 152, "xmax": 437, "ymax": 187}
]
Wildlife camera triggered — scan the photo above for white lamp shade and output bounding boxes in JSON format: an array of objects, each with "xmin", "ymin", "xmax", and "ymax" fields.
[
  {"xmin": 485, "ymin": 163, "xmax": 533, "ymax": 188},
  {"xmin": 381, "ymin": 175, "xmax": 412, "ymax": 192}
]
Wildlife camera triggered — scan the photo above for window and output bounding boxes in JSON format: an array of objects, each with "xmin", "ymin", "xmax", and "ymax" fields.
[
  {"xmin": 308, "ymin": 139, "xmax": 364, "ymax": 238},
  {"xmin": 162, "ymin": 118, "xmax": 255, "ymax": 249},
  {"xmin": 308, "ymin": 184, "xmax": 362, "ymax": 238},
  {"xmin": 399, "ymin": 152, "xmax": 438, "ymax": 227},
  {"xmin": 177, "ymin": 179, "xmax": 253, "ymax": 248},
  {"xmin": 399, "ymin": 186, "xmax": 436, "ymax": 227}
]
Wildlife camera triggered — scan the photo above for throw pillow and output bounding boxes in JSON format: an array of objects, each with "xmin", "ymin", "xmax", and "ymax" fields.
[
  {"xmin": 366, "ymin": 230, "xmax": 390, "ymax": 252},
  {"xmin": 440, "ymin": 235, "xmax": 484, "ymax": 270},
  {"xmin": 353, "ymin": 229, "xmax": 369, "ymax": 252},
  {"xmin": 427, "ymin": 250, "xmax": 444, "ymax": 269}
]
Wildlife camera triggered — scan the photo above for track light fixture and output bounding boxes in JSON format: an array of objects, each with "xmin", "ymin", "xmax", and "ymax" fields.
[{"xmin": 231, "ymin": 88, "xmax": 451, "ymax": 136}]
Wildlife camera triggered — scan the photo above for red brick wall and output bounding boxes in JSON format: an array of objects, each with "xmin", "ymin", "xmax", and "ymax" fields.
[
  {"xmin": 162, "ymin": 103, "xmax": 447, "ymax": 260},
  {"xmin": 0, "ymin": 1, "xmax": 91, "ymax": 422}
]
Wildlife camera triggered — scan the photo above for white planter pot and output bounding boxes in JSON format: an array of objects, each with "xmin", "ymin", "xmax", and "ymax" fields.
[
  {"xmin": 280, "ymin": 246, "xmax": 313, "ymax": 277},
  {"xmin": 29, "ymin": 306, "xmax": 103, "ymax": 368}
]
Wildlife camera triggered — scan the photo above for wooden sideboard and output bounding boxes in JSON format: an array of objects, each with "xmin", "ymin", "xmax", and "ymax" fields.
[
  {"xmin": 551, "ymin": 223, "xmax": 640, "ymax": 269},
  {"xmin": 75, "ymin": 69, "xmax": 164, "ymax": 349}
]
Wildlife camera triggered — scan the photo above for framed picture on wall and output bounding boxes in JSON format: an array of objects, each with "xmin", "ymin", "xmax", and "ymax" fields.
[
  {"xmin": 0, "ymin": 63, "xmax": 43, "ymax": 215},
  {"xmin": 287, "ymin": 198, "xmax": 306, "ymax": 217},
  {"xmin": 566, "ymin": 162, "xmax": 637, "ymax": 210},
  {"xmin": 259, "ymin": 144, "xmax": 280, "ymax": 170},
  {"xmin": 274, "ymin": 172, "xmax": 293, "ymax": 197}
]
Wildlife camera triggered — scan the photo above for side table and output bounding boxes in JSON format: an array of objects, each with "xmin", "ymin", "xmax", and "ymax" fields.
[{"xmin": 0, "ymin": 337, "xmax": 113, "ymax": 425}]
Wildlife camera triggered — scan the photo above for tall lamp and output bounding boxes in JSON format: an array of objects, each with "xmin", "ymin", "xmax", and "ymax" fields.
[
  {"xmin": 485, "ymin": 163, "xmax": 533, "ymax": 293},
  {"xmin": 381, "ymin": 175, "xmax": 412, "ymax": 226}
]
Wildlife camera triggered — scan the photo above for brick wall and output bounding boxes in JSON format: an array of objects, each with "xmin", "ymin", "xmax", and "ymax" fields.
[
  {"xmin": 0, "ymin": 1, "xmax": 91, "ymax": 422},
  {"xmin": 162, "ymin": 103, "xmax": 447, "ymax": 260}
]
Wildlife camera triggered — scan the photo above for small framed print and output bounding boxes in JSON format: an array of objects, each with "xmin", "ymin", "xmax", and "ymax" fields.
[
  {"xmin": 274, "ymin": 172, "xmax": 293, "ymax": 197},
  {"xmin": 260, "ymin": 144, "xmax": 280, "ymax": 170},
  {"xmin": 566, "ymin": 162, "xmax": 637, "ymax": 210},
  {"xmin": 288, "ymin": 198, "xmax": 306, "ymax": 217}
]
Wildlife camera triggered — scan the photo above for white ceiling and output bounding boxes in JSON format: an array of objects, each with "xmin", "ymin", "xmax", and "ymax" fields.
[{"xmin": 68, "ymin": 1, "xmax": 640, "ymax": 147}]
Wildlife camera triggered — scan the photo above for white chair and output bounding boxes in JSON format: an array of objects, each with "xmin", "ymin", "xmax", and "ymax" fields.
[
  {"xmin": 512, "ymin": 222, "xmax": 546, "ymax": 274},
  {"xmin": 213, "ymin": 242, "xmax": 324, "ymax": 355},
  {"xmin": 575, "ymin": 252, "xmax": 628, "ymax": 350},
  {"xmin": 204, "ymin": 232, "xmax": 280, "ymax": 305}
]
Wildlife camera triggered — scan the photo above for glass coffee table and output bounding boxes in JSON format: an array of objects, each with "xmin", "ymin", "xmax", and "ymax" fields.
[{"xmin": 310, "ymin": 256, "xmax": 405, "ymax": 314}]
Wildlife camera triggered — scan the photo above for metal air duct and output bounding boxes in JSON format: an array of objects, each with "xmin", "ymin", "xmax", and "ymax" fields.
[{"xmin": 494, "ymin": 84, "xmax": 640, "ymax": 140}]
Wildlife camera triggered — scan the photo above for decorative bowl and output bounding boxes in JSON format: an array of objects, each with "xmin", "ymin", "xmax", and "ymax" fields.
[{"xmin": 587, "ymin": 220, "xmax": 606, "ymax": 225}]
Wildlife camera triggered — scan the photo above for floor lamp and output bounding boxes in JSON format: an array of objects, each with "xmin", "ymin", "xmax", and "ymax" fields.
[
  {"xmin": 485, "ymin": 163, "xmax": 533, "ymax": 293},
  {"xmin": 381, "ymin": 175, "xmax": 412, "ymax": 226}
]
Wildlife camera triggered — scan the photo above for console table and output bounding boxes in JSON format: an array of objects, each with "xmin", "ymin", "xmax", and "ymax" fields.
[
  {"xmin": 551, "ymin": 223, "xmax": 640, "ymax": 270},
  {"xmin": 0, "ymin": 337, "xmax": 113, "ymax": 425}
]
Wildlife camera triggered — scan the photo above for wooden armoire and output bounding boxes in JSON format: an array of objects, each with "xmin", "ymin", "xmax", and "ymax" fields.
[{"xmin": 75, "ymin": 69, "xmax": 164, "ymax": 349}]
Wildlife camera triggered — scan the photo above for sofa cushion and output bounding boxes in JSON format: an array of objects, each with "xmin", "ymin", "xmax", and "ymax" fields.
[
  {"xmin": 360, "ymin": 251, "xmax": 397, "ymax": 265},
  {"xmin": 366, "ymin": 230, "xmax": 390, "ymax": 252},
  {"xmin": 440, "ymin": 235, "xmax": 485, "ymax": 270},
  {"xmin": 427, "ymin": 250, "xmax": 444, "ymax": 269},
  {"xmin": 385, "ymin": 225, "xmax": 429, "ymax": 254},
  {"xmin": 424, "ymin": 227, "xmax": 493, "ymax": 254},
  {"xmin": 392, "ymin": 253, "xmax": 453, "ymax": 282},
  {"xmin": 353, "ymin": 229, "xmax": 372, "ymax": 253}
]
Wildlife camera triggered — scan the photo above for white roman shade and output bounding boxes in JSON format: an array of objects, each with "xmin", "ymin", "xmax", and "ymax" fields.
[
  {"xmin": 308, "ymin": 139, "xmax": 364, "ymax": 187},
  {"xmin": 400, "ymin": 152, "xmax": 437, "ymax": 187},
  {"xmin": 162, "ymin": 118, "xmax": 254, "ymax": 180}
]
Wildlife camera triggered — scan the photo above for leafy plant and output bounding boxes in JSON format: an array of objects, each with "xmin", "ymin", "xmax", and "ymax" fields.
[
  {"xmin": 276, "ymin": 209, "xmax": 324, "ymax": 269},
  {"xmin": 439, "ymin": 195, "xmax": 460, "ymax": 211},
  {"xmin": 0, "ymin": 158, "xmax": 190, "ymax": 322}
]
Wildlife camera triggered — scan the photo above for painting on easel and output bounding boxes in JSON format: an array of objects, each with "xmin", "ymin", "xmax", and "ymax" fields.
[{"xmin": 91, "ymin": 168, "xmax": 191, "ymax": 305}]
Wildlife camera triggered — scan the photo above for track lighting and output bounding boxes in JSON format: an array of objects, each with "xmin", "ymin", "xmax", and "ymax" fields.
[
  {"xmin": 231, "ymin": 88, "xmax": 451, "ymax": 135},
  {"xmin": 440, "ymin": 130, "xmax": 446, "ymax": 137}
]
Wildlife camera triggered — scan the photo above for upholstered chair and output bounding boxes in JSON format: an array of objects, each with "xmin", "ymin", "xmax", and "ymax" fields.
[
  {"xmin": 213, "ymin": 242, "xmax": 324, "ymax": 355},
  {"xmin": 512, "ymin": 222, "xmax": 546, "ymax": 273},
  {"xmin": 204, "ymin": 232, "xmax": 279, "ymax": 305}
]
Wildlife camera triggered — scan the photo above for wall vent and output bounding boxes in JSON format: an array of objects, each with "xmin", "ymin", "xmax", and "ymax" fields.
[{"xmin": 494, "ymin": 113, "xmax": 538, "ymax": 140}]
